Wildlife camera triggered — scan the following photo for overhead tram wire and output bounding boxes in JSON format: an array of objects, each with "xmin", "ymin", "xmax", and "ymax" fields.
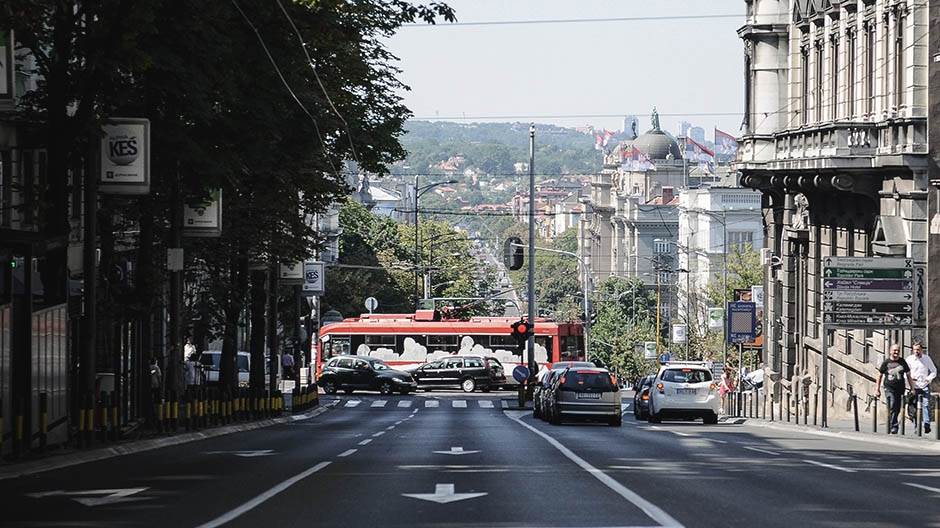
[
  {"xmin": 400, "ymin": 13, "xmax": 744, "ymax": 28},
  {"xmin": 231, "ymin": 0, "xmax": 340, "ymax": 178},
  {"xmin": 275, "ymin": 0, "xmax": 360, "ymax": 166},
  {"xmin": 411, "ymin": 112, "xmax": 742, "ymax": 121}
]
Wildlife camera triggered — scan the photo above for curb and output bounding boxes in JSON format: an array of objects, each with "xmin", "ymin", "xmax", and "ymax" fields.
[
  {"xmin": 0, "ymin": 402, "xmax": 337, "ymax": 481},
  {"xmin": 738, "ymin": 417, "xmax": 940, "ymax": 452}
]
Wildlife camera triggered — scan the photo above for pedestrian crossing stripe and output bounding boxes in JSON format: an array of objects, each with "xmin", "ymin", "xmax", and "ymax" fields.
[
  {"xmin": 337, "ymin": 398, "xmax": 504, "ymax": 409},
  {"xmin": 398, "ymin": 400, "xmax": 412, "ymax": 408},
  {"xmin": 345, "ymin": 400, "xmax": 361, "ymax": 408},
  {"xmin": 371, "ymin": 400, "xmax": 386, "ymax": 407},
  {"xmin": 478, "ymin": 400, "xmax": 494, "ymax": 408},
  {"xmin": 452, "ymin": 400, "xmax": 467, "ymax": 408},
  {"xmin": 425, "ymin": 400, "xmax": 439, "ymax": 408}
]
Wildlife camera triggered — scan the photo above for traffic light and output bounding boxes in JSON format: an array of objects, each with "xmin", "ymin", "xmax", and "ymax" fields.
[
  {"xmin": 503, "ymin": 236, "xmax": 524, "ymax": 271},
  {"xmin": 590, "ymin": 310, "xmax": 597, "ymax": 326},
  {"xmin": 510, "ymin": 319, "xmax": 531, "ymax": 344}
]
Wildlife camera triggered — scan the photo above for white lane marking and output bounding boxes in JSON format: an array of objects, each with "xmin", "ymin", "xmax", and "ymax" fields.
[
  {"xmin": 478, "ymin": 400, "xmax": 494, "ymax": 408},
  {"xmin": 508, "ymin": 415, "xmax": 684, "ymax": 528},
  {"xmin": 372, "ymin": 431, "xmax": 385, "ymax": 437},
  {"xmin": 706, "ymin": 438, "xmax": 728, "ymax": 444},
  {"xmin": 670, "ymin": 431, "xmax": 693, "ymax": 437},
  {"xmin": 345, "ymin": 401, "xmax": 361, "ymax": 408},
  {"xmin": 425, "ymin": 400, "xmax": 439, "ymax": 408},
  {"xmin": 385, "ymin": 425, "xmax": 395, "ymax": 431},
  {"xmin": 358, "ymin": 439, "xmax": 373, "ymax": 446},
  {"xmin": 194, "ymin": 461, "xmax": 331, "ymax": 528},
  {"xmin": 743, "ymin": 446, "xmax": 780, "ymax": 456},
  {"xmin": 398, "ymin": 400, "xmax": 413, "ymax": 408},
  {"xmin": 453, "ymin": 400, "xmax": 467, "ymax": 408},
  {"xmin": 903, "ymin": 482, "xmax": 940, "ymax": 495},
  {"xmin": 338, "ymin": 449, "xmax": 357, "ymax": 458},
  {"xmin": 371, "ymin": 400, "xmax": 387, "ymax": 408},
  {"xmin": 433, "ymin": 446, "xmax": 480, "ymax": 456},
  {"xmin": 802, "ymin": 459, "xmax": 856, "ymax": 473},
  {"xmin": 395, "ymin": 420, "xmax": 403, "ymax": 425},
  {"xmin": 27, "ymin": 488, "xmax": 150, "ymax": 507}
]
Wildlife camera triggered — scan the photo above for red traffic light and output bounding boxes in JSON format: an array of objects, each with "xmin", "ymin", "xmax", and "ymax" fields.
[{"xmin": 510, "ymin": 320, "xmax": 531, "ymax": 343}]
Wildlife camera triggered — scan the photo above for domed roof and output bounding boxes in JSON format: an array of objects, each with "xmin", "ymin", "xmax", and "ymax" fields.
[{"xmin": 634, "ymin": 128, "xmax": 681, "ymax": 161}]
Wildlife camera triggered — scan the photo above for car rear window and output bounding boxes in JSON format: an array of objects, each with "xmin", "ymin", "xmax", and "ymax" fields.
[
  {"xmin": 661, "ymin": 368, "xmax": 712, "ymax": 383},
  {"xmin": 562, "ymin": 370, "xmax": 615, "ymax": 391}
]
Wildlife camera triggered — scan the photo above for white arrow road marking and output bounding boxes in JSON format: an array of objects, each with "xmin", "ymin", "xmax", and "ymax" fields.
[
  {"xmin": 204, "ymin": 450, "xmax": 275, "ymax": 458},
  {"xmin": 371, "ymin": 400, "xmax": 387, "ymax": 407},
  {"xmin": 402, "ymin": 483, "xmax": 487, "ymax": 504},
  {"xmin": 28, "ymin": 488, "xmax": 150, "ymax": 507},
  {"xmin": 433, "ymin": 446, "xmax": 480, "ymax": 456}
]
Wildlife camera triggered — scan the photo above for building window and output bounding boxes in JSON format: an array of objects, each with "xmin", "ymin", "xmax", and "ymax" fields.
[
  {"xmin": 894, "ymin": 10, "xmax": 904, "ymax": 108},
  {"xmin": 865, "ymin": 22, "xmax": 875, "ymax": 115},
  {"xmin": 801, "ymin": 44, "xmax": 810, "ymax": 125},
  {"xmin": 727, "ymin": 231, "xmax": 754, "ymax": 252},
  {"xmin": 653, "ymin": 240, "xmax": 672, "ymax": 254},
  {"xmin": 815, "ymin": 41, "xmax": 824, "ymax": 123},
  {"xmin": 830, "ymin": 34, "xmax": 839, "ymax": 120},
  {"xmin": 846, "ymin": 29, "xmax": 856, "ymax": 118}
]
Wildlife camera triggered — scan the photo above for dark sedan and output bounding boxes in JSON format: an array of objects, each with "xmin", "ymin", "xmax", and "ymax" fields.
[{"xmin": 318, "ymin": 355, "xmax": 417, "ymax": 395}]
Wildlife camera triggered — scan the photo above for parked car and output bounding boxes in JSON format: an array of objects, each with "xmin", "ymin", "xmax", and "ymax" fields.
[
  {"xmin": 318, "ymin": 356, "xmax": 417, "ymax": 395},
  {"xmin": 411, "ymin": 355, "xmax": 505, "ymax": 393},
  {"xmin": 544, "ymin": 367, "xmax": 621, "ymax": 427},
  {"xmin": 200, "ymin": 351, "xmax": 250, "ymax": 387},
  {"xmin": 647, "ymin": 362, "xmax": 719, "ymax": 424},
  {"xmin": 534, "ymin": 361, "xmax": 597, "ymax": 420},
  {"xmin": 632, "ymin": 374, "xmax": 655, "ymax": 420}
]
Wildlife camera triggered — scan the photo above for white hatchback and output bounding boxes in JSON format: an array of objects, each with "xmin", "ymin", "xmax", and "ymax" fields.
[{"xmin": 647, "ymin": 362, "xmax": 719, "ymax": 424}]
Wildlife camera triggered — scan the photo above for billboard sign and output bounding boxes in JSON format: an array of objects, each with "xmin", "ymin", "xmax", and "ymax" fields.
[
  {"xmin": 302, "ymin": 261, "xmax": 325, "ymax": 294},
  {"xmin": 182, "ymin": 189, "xmax": 222, "ymax": 237}
]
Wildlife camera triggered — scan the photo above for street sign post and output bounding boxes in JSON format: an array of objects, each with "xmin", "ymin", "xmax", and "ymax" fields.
[
  {"xmin": 364, "ymin": 296, "xmax": 378, "ymax": 314},
  {"xmin": 302, "ymin": 261, "xmax": 325, "ymax": 294},
  {"xmin": 726, "ymin": 302, "xmax": 756, "ymax": 343},
  {"xmin": 820, "ymin": 256, "xmax": 916, "ymax": 428}
]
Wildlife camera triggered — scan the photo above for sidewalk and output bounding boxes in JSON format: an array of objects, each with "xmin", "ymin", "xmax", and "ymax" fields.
[
  {"xmin": 0, "ymin": 402, "xmax": 336, "ymax": 481},
  {"xmin": 726, "ymin": 412, "xmax": 940, "ymax": 452}
]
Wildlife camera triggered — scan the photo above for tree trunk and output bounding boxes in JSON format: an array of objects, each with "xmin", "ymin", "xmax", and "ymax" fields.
[
  {"xmin": 136, "ymin": 199, "xmax": 156, "ymax": 421},
  {"xmin": 249, "ymin": 270, "xmax": 267, "ymax": 393}
]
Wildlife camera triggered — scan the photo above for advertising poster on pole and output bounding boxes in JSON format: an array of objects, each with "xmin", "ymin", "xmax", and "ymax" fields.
[
  {"xmin": 182, "ymin": 189, "xmax": 223, "ymax": 237},
  {"xmin": 734, "ymin": 288, "xmax": 762, "ymax": 348},
  {"xmin": 98, "ymin": 118, "xmax": 151, "ymax": 195}
]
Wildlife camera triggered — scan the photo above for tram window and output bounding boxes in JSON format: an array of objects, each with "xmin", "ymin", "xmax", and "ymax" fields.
[
  {"xmin": 364, "ymin": 335, "xmax": 396, "ymax": 347},
  {"xmin": 560, "ymin": 335, "xmax": 584, "ymax": 361},
  {"xmin": 428, "ymin": 335, "xmax": 458, "ymax": 349},
  {"xmin": 489, "ymin": 335, "xmax": 516, "ymax": 348},
  {"xmin": 329, "ymin": 336, "xmax": 351, "ymax": 358}
]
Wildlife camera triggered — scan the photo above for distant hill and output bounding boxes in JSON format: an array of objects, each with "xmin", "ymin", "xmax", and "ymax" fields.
[{"xmin": 394, "ymin": 121, "xmax": 602, "ymax": 177}]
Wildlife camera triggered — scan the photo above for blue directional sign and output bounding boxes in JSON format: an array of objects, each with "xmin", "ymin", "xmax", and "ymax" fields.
[
  {"xmin": 727, "ymin": 302, "xmax": 756, "ymax": 343},
  {"xmin": 659, "ymin": 353, "xmax": 671, "ymax": 364},
  {"xmin": 512, "ymin": 365, "xmax": 530, "ymax": 383}
]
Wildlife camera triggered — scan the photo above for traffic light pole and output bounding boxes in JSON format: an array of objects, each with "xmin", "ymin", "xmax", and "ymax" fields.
[{"xmin": 526, "ymin": 125, "xmax": 537, "ymax": 381}]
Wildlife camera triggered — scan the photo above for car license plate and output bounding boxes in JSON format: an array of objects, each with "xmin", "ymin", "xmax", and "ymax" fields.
[
  {"xmin": 676, "ymin": 388, "xmax": 699, "ymax": 395},
  {"xmin": 576, "ymin": 392, "xmax": 600, "ymax": 400}
]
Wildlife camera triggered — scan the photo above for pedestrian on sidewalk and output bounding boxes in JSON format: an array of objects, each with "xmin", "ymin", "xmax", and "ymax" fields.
[
  {"xmin": 281, "ymin": 352, "xmax": 295, "ymax": 381},
  {"xmin": 906, "ymin": 341, "xmax": 936, "ymax": 434},
  {"xmin": 876, "ymin": 343, "xmax": 915, "ymax": 434},
  {"xmin": 719, "ymin": 367, "xmax": 735, "ymax": 414},
  {"xmin": 149, "ymin": 357, "xmax": 163, "ymax": 427}
]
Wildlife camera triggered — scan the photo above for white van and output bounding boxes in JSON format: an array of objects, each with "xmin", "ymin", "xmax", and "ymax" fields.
[{"xmin": 199, "ymin": 351, "xmax": 250, "ymax": 387}]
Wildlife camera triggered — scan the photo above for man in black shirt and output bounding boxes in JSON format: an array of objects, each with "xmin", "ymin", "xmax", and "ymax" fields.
[{"xmin": 875, "ymin": 343, "xmax": 915, "ymax": 434}]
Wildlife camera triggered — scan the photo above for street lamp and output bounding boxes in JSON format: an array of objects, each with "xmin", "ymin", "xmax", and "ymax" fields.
[{"xmin": 413, "ymin": 178, "xmax": 458, "ymax": 308}]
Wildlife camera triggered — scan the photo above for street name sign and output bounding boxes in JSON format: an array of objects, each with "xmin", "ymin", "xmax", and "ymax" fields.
[{"xmin": 822, "ymin": 257, "xmax": 916, "ymax": 328}]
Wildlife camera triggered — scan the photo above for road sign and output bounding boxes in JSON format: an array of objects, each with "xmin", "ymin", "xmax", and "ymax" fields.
[
  {"xmin": 822, "ymin": 256, "xmax": 916, "ymax": 328},
  {"xmin": 659, "ymin": 353, "xmax": 671, "ymax": 363},
  {"xmin": 512, "ymin": 365, "xmax": 530, "ymax": 383},
  {"xmin": 643, "ymin": 341, "xmax": 657, "ymax": 359},
  {"xmin": 302, "ymin": 261, "xmax": 325, "ymax": 293},
  {"xmin": 727, "ymin": 302, "xmax": 756, "ymax": 343},
  {"xmin": 707, "ymin": 308, "xmax": 723, "ymax": 329},
  {"xmin": 364, "ymin": 296, "xmax": 378, "ymax": 314},
  {"xmin": 671, "ymin": 324, "xmax": 687, "ymax": 344}
]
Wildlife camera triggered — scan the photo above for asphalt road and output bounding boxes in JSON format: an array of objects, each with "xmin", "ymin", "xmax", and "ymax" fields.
[{"xmin": 3, "ymin": 391, "xmax": 940, "ymax": 527}]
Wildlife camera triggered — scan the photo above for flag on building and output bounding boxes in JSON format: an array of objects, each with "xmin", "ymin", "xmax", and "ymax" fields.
[
  {"xmin": 684, "ymin": 137, "xmax": 714, "ymax": 163},
  {"xmin": 714, "ymin": 128, "xmax": 738, "ymax": 158},
  {"xmin": 621, "ymin": 145, "xmax": 657, "ymax": 172},
  {"xmin": 601, "ymin": 129, "xmax": 615, "ymax": 147},
  {"xmin": 594, "ymin": 133, "xmax": 603, "ymax": 151}
]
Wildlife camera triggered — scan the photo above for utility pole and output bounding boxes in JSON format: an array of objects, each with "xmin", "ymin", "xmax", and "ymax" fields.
[
  {"xmin": 526, "ymin": 124, "xmax": 537, "ymax": 378},
  {"xmin": 413, "ymin": 174, "xmax": 420, "ymax": 309},
  {"xmin": 267, "ymin": 261, "xmax": 279, "ymax": 392},
  {"xmin": 722, "ymin": 208, "xmax": 729, "ymax": 364},
  {"xmin": 81, "ymin": 148, "xmax": 98, "ymax": 409},
  {"xmin": 167, "ymin": 162, "xmax": 182, "ymax": 396}
]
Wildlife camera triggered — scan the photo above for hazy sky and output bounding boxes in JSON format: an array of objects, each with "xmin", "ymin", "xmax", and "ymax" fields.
[{"xmin": 387, "ymin": 0, "xmax": 746, "ymax": 139}]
